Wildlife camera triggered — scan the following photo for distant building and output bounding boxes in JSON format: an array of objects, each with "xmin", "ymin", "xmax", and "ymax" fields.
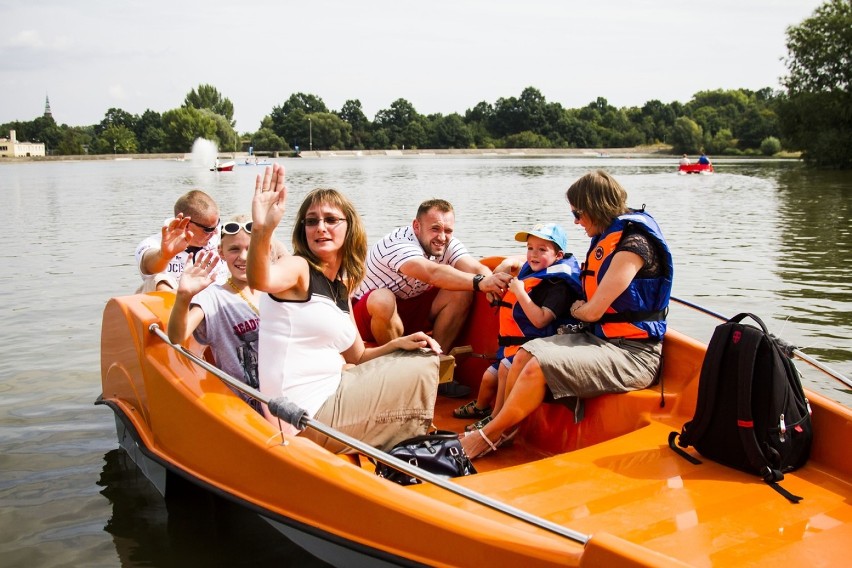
[
  {"xmin": 0, "ymin": 130, "xmax": 46, "ymax": 158},
  {"xmin": 44, "ymin": 95, "xmax": 53, "ymax": 120}
]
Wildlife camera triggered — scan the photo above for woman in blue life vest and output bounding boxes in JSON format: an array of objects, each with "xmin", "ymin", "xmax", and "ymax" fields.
[{"xmin": 461, "ymin": 170, "xmax": 673, "ymax": 459}]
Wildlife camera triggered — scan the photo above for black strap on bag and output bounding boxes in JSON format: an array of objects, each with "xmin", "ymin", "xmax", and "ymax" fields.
[
  {"xmin": 734, "ymin": 322, "xmax": 803, "ymax": 503},
  {"xmin": 372, "ymin": 430, "xmax": 477, "ymax": 486}
]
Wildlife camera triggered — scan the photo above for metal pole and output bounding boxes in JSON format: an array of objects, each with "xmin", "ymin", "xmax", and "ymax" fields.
[
  {"xmin": 670, "ymin": 296, "xmax": 852, "ymax": 388},
  {"xmin": 308, "ymin": 117, "xmax": 312, "ymax": 151},
  {"xmin": 147, "ymin": 323, "xmax": 590, "ymax": 545}
]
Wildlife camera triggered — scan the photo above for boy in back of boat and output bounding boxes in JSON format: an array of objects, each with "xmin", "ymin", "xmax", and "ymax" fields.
[
  {"xmin": 453, "ymin": 223, "xmax": 582, "ymax": 431},
  {"xmin": 167, "ymin": 214, "xmax": 263, "ymax": 413}
]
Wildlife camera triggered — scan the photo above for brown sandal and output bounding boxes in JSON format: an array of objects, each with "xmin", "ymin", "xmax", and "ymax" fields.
[{"xmin": 453, "ymin": 400, "xmax": 492, "ymax": 419}]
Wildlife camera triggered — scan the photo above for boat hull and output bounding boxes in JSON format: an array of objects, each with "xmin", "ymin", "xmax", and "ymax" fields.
[
  {"xmin": 211, "ymin": 161, "xmax": 235, "ymax": 171},
  {"xmin": 678, "ymin": 163, "xmax": 714, "ymax": 174}
]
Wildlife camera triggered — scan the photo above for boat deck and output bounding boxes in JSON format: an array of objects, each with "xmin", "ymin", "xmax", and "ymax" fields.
[{"xmin": 424, "ymin": 393, "xmax": 852, "ymax": 566}]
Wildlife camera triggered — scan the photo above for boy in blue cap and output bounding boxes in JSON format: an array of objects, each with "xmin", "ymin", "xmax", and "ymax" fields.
[{"xmin": 453, "ymin": 223, "xmax": 582, "ymax": 431}]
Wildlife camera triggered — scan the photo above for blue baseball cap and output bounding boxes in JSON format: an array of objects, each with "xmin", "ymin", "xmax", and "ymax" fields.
[{"xmin": 514, "ymin": 222, "xmax": 568, "ymax": 252}]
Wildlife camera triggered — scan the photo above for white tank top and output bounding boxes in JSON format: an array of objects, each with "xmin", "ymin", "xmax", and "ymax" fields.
[{"xmin": 258, "ymin": 267, "xmax": 355, "ymax": 434}]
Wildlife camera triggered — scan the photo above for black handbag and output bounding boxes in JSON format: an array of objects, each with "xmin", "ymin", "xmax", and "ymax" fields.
[{"xmin": 374, "ymin": 430, "xmax": 477, "ymax": 485}]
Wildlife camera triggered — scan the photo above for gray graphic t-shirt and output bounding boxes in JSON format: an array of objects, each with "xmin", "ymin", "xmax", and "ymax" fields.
[{"xmin": 192, "ymin": 284, "xmax": 260, "ymax": 411}]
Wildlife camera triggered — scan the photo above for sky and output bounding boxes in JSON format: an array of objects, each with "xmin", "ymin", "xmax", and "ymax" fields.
[{"xmin": 0, "ymin": 0, "xmax": 827, "ymax": 133}]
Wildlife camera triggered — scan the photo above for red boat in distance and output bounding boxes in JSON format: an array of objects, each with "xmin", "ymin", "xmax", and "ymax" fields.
[
  {"xmin": 678, "ymin": 163, "xmax": 714, "ymax": 175},
  {"xmin": 211, "ymin": 160, "xmax": 235, "ymax": 172}
]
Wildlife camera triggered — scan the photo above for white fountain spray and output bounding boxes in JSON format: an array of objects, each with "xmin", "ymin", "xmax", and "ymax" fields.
[{"xmin": 190, "ymin": 138, "xmax": 218, "ymax": 169}]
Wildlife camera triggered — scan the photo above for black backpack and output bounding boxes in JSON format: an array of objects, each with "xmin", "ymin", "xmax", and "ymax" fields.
[{"xmin": 669, "ymin": 313, "xmax": 813, "ymax": 503}]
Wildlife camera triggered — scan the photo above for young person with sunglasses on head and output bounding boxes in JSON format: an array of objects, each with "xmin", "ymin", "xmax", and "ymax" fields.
[
  {"xmin": 461, "ymin": 170, "xmax": 673, "ymax": 459},
  {"xmin": 135, "ymin": 189, "xmax": 229, "ymax": 292},
  {"xmin": 167, "ymin": 215, "xmax": 264, "ymax": 413},
  {"xmin": 247, "ymin": 164, "xmax": 442, "ymax": 453},
  {"xmin": 351, "ymin": 199, "xmax": 513, "ymax": 398}
]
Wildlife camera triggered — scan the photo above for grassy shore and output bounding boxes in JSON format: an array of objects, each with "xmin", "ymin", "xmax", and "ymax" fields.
[{"xmin": 1, "ymin": 144, "xmax": 801, "ymax": 162}]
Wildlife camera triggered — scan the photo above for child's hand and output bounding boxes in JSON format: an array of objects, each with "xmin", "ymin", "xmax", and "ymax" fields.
[
  {"xmin": 177, "ymin": 251, "xmax": 220, "ymax": 296},
  {"xmin": 508, "ymin": 276, "xmax": 525, "ymax": 297}
]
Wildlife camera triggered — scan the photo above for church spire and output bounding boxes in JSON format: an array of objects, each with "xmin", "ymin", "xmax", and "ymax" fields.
[{"xmin": 44, "ymin": 94, "xmax": 53, "ymax": 119}]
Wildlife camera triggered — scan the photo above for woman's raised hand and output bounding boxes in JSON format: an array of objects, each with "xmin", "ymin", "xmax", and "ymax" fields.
[{"xmin": 252, "ymin": 163, "xmax": 287, "ymax": 229}]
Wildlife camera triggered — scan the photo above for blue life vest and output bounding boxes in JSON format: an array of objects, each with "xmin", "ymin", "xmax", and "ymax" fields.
[{"xmin": 582, "ymin": 210, "xmax": 673, "ymax": 341}]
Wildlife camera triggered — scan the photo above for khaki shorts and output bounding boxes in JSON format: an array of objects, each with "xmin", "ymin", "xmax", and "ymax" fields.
[
  {"xmin": 524, "ymin": 332, "xmax": 662, "ymax": 400},
  {"xmin": 303, "ymin": 350, "xmax": 439, "ymax": 453}
]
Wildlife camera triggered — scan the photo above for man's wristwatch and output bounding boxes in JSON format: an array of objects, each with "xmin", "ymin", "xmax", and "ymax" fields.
[{"xmin": 472, "ymin": 274, "xmax": 485, "ymax": 292}]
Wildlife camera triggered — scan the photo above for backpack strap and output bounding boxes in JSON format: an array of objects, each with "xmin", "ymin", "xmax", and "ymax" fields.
[
  {"xmin": 677, "ymin": 322, "xmax": 733, "ymax": 447},
  {"xmin": 736, "ymin": 324, "xmax": 804, "ymax": 504}
]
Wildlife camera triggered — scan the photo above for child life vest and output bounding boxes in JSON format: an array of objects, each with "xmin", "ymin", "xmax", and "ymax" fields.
[{"xmin": 497, "ymin": 256, "xmax": 582, "ymax": 357}]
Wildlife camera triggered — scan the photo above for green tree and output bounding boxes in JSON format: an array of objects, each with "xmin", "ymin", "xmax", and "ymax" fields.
[
  {"xmin": 200, "ymin": 109, "xmax": 238, "ymax": 152},
  {"xmin": 135, "ymin": 109, "xmax": 165, "ymax": 153},
  {"xmin": 251, "ymin": 128, "xmax": 287, "ymax": 152},
  {"xmin": 94, "ymin": 124, "xmax": 138, "ymax": 154},
  {"xmin": 161, "ymin": 106, "xmax": 218, "ymax": 152},
  {"xmin": 431, "ymin": 113, "xmax": 473, "ymax": 148},
  {"xmin": 55, "ymin": 127, "xmax": 88, "ymax": 155},
  {"xmin": 184, "ymin": 84, "xmax": 235, "ymax": 125},
  {"xmin": 670, "ymin": 116, "xmax": 703, "ymax": 154},
  {"xmin": 308, "ymin": 112, "xmax": 352, "ymax": 150},
  {"xmin": 373, "ymin": 98, "xmax": 422, "ymax": 148},
  {"xmin": 97, "ymin": 108, "xmax": 136, "ymax": 135},
  {"xmin": 760, "ymin": 136, "xmax": 782, "ymax": 156},
  {"xmin": 778, "ymin": 0, "xmax": 852, "ymax": 168},
  {"xmin": 269, "ymin": 93, "xmax": 329, "ymax": 149},
  {"xmin": 337, "ymin": 99, "xmax": 370, "ymax": 149},
  {"xmin": 504, "ymin": 131, "xmax": 551, "ymax": 149}
]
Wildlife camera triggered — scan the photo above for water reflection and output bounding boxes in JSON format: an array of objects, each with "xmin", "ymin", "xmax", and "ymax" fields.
[
  {"xmin": 774, "ymin": 168, "xmax": 852, "ymax": 366},
  {"xmin": 97, "ymin": 450, "xmax": 330, "ymax": 567}
]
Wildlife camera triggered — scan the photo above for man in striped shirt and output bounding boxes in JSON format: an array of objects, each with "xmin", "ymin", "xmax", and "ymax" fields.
[{"xmin": 353, "ymin": 200, "xmax": 511, "ymax": 395}]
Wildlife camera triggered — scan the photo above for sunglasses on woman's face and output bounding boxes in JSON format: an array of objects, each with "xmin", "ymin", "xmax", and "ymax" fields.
[
  {"xmin": 571, "ymin": 209, "xmax": 583, "ymax": 221},
  {"xmin": 303, "ymin": 216, "xmax": 347, "ymax": 228},
  {"xmin": 221, "ymin": 221, "xmax": 252, "ymax": 235},
  {"xmin": 190, "ymin": 219, "xmax": 220, "ymax": 233}
]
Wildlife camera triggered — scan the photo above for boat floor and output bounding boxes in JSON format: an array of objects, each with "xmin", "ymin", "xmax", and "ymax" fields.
[{"xmin": 358, "ymin": 395, "xmax": 852, "ymax": 566}]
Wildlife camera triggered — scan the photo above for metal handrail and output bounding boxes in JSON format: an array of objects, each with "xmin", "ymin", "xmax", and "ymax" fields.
[
  {"xmin": 671, "ymin": 296, "xmax": 852, "ymax": 389},
  {"xmin": 148, "ymin": 323, "xmax": 590, "ymax": 545}
]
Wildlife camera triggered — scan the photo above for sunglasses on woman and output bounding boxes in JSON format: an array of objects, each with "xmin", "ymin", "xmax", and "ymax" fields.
[
  {"xmin": 303, "ymin": 216, "xmax": 347, "ymax": 228},
  {"xmin": 221, "ymin": 221, "xmax": 252, "ymax": 235}
]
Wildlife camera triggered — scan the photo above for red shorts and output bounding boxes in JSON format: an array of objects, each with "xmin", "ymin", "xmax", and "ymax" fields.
[{"xmin": 353, "ymin": 287, "xmax": 440, "ymax": 343}]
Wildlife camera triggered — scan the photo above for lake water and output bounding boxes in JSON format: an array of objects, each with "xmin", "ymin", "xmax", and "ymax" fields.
[{"xmin": 1, "ymin": 155, "xmax": 850, "ymax": 566}]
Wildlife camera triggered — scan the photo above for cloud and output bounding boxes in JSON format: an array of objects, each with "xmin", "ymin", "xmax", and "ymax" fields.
[
  {"xmin": 4, "ymin": 30, "xmax": 71, "ymax": 51},
  {"xmin": 108, "ymin": 85, "xmax": 128, "ymax": 101}
]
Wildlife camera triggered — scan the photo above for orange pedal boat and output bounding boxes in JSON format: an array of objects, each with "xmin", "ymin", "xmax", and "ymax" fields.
[{"xmin": 98, "ymin": 257, "xmax": 852, "ymax": 567}]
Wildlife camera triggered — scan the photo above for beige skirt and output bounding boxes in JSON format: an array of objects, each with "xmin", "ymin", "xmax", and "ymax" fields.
[
  {"xmin": 303, "ymin": 350, "xmax": 439, "ymax": 453},
  {"xmin": 524, "ymin": 332, "xmax": 662, "ymax": 400}
]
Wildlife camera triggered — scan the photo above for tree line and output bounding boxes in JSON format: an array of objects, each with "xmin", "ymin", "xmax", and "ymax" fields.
[
  {"xmin": 3, "ymin": 0, "xmax": 848, "ymax": 168},
  {"xmin": 0, "ymin": 86, "xmax": 788, "ymax": 157}
]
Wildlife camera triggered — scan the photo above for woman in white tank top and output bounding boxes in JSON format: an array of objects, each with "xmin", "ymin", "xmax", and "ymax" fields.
[{"xmin": 247, "ymin": 164, "xmax": 441, "ymax": 452}]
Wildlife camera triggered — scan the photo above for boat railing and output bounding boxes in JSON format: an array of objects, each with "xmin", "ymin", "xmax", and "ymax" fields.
[
  {"xmin": 147, "ymin": 323, "xmax": 591, "ymax": 546},
  {"xmin": 671, "ymin": 296, "xmax": 852, "ymax": 389}
]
